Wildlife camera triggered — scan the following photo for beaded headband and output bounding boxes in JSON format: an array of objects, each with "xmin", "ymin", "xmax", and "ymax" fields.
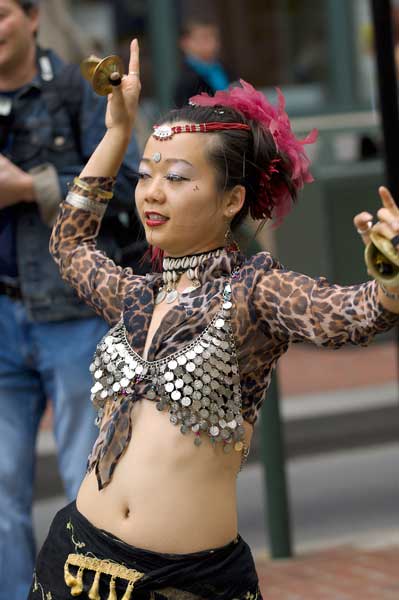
[{"xmin": 152, "ymin": 122, "xmax": 251, "ymax": 140}]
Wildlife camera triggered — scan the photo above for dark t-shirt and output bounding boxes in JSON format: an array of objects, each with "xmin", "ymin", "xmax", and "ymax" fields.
[{"xmin": 173, "ymin": 59, "xmax": 235, "ymax": 108}]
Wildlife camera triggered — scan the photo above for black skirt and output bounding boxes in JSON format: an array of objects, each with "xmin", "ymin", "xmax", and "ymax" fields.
[{"xmin": 29, "ymin": 502, "xmax": 262, "ymax": 600}]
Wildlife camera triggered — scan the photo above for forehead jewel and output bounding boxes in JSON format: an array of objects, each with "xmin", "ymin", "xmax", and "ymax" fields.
[{"xmin": 152, "ymin": 152, "xmax": 162, "ymax": 163}]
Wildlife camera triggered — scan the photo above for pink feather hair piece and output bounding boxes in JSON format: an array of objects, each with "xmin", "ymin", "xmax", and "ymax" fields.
[{"xmin": 190, "ymin": 79, "xmax": 318, "ymax": 225}]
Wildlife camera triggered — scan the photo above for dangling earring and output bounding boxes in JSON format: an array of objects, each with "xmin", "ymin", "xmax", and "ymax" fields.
[{"xmin": 224, "ymin": 223, "xmax": 240, "ymax": 252}]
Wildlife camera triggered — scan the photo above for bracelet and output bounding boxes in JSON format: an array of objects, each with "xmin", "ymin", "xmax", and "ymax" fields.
[
  {"xmin": 380, "ymin": 283, "xmax": 399, "ymax": 301},
  {"xmin": 73, "ymin": 177, "xmax": 114, "ymax": 200},
  {"xmin": 65, "ymin": 191, "xmax": 108, "ymax": 217}
]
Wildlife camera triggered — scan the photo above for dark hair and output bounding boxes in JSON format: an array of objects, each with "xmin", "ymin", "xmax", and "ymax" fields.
[
  {"xmin": 17, "ymin": 0, "xmax": 38, "ymax": 12},
  {"xmin": 180, "ymin": 19, "xmax": 218, "ymax": 39},
  {"xmin": 157, "ymin": 104, "xmax": 296, "ymax": 228}
]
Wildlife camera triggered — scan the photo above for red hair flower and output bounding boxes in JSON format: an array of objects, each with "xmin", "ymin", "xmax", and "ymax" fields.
[{"xmin": 190, "ymin": 80, "xmax": 317, "ymax": 225}]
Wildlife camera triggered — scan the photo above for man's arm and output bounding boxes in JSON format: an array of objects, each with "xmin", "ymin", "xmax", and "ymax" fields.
[{"xmin": 0, "ymin": 153, "xmax": 36, "ymax": 207}]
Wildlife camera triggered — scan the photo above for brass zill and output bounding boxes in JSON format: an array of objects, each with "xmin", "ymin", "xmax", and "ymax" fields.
[
  {"xmin": 80, "ymin": 54, "xmax": 101, "ymax": 81},
  {"xmin": 80, "ymin": 54, "xmax": 125, "ymax": 96},
  {"xmin": 365, "ymin": 231, "xmax": 399, "ymax": 286}
]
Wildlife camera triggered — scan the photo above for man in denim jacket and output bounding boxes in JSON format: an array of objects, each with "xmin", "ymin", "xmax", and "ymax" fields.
[{"xmin": 0, "ymin": 1, "xmax": 143, "ymax": 596}]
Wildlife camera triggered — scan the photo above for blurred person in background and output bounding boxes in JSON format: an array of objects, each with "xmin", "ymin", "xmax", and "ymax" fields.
[
  {"xmin": 174, "ymin": 18, "xmax": 235, "ymax": 108},
  {"xmin": 0, "ymin": 0, "xmax": 144, "ymax": 597},
  {"xmin": 37, "ymin": 0, "xmax": 92, "ymax": 64},
  {"xmin": 28, "ymin": 40, "xmax": 399, "ymax": 600}
]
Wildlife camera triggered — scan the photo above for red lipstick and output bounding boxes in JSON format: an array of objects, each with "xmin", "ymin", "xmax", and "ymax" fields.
[{"xmin": 144, "ymin": 211, "xmax": 169, "ymax": 227}]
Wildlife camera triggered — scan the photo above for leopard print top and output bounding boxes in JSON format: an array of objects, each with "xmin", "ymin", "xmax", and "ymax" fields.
[{"xmin": 50, "ymin": 180, "xmax": 399, "ymax": 489}]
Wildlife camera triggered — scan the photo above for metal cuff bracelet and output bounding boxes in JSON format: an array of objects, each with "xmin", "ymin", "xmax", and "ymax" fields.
[{"xmin": 65, "ymin": 192, "xmax": 108, "ymax": 217}]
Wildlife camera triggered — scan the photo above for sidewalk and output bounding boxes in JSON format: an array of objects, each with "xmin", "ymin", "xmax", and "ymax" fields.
[
  {"xmin": 255, "ymin": 340, "xmax": 399, "ymax": 599},
  {"xmin": 256, "ymin": 545, "xmax": 399, "ymax": 599},
  {"xmin": 278, "ymin": 339, "xmax": 397, "ymax": 396}
]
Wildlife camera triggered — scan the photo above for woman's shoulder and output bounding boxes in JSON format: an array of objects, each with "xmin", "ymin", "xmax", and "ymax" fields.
[
  {"xmin": 240, "ymin": 250, "xmax": 284, "ymax": 274},
  {"xmin": 231, "ymin": 251, "xmax": 286, "ymax": 298}
]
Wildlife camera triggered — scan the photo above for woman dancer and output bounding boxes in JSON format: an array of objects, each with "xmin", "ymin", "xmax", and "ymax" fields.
[{"xmin": 30, "ymin": 40, "xmax": 399, "ymax": 599}]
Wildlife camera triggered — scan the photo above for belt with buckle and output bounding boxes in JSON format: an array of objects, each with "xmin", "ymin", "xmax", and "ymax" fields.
[{"xmin": 0, "ymin": 281, "xmax": 23, "ymax": 300}]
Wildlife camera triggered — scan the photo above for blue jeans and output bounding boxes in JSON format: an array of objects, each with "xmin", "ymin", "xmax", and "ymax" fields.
[{"xmin": 0, "ymin": 295, "xmax": 109, "ymax": 600}]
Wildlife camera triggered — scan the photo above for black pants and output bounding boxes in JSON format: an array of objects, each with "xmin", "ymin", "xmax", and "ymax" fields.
[{"xmin": 29, "ymin": 502, "xmax": 262, "ymax": 599}]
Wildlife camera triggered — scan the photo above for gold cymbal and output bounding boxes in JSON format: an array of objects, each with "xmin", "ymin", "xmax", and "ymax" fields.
[
  {"xmin": 80, "ymin": 55, "xmax": 102, "ymax": 81},
  {"xmin": 80, "ymin": 54, "xmax": 125, "ymax": 96},
  {"xmin": 365, "ymin": 231, "xmax": 399, "ymax": 286},
  {"xmin": 370, "ymin": 231, "xmax": 399, "ymax": 268}
]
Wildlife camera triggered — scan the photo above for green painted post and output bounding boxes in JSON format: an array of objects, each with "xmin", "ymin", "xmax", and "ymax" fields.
[
  {"xmin": 147, "ymin": 0, "xmax": 179, "ymax": 112},
  {"xmin": 326, "ymin": 0, "xmax": 357, "ymax": 109},
  {"xmin": 260, "ymin": 372, "xmax": 293, "ymax": 558}
]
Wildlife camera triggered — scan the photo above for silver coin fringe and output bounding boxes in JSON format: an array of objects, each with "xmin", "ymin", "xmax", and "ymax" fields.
[{"xmin": 89, "ymin": 282, "xmax": 247, "ymax": 460}]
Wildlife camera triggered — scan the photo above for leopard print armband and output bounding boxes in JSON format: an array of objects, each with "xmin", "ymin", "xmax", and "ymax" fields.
[{"xmin": 69, "ymin": 176, "xmax": 116, "ymax": 200}]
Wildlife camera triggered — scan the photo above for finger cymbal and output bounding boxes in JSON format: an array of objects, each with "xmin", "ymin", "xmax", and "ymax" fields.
[
  {"xmin": 365, "ymin": 231, "xmax": 399, "ymax": 286},
  {"xmin": 81, "ymin": 54, "xmax": 125, "ymax": 96},
  {"xmin": 80, "ymin": 54, "xmax": 102, "ymax": 81}
]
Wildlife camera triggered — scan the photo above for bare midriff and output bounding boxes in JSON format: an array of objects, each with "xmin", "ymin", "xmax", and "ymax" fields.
[
  {"xmin": 77, "ymin": 398, "xmax": 253, "ymax": 554},
  {"xmin": 78, "ymin": 281, "xmax": 253, "ymax": 554}
]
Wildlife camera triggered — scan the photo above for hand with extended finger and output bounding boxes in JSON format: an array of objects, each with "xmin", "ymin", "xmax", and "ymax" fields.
[
  {"xmin": 373, "ymin": 186, "xmax": 399, "ymax": 253},
  {"xmin": 354, "ymin": 187, "xmax": 399, "ymax": 301},
  {"xmin": 105, "ymin": 39, "xmax": 141, "ymax": 134},
  {"xmin": 353, "ymin": 187, "xmax": 399, "ymax": 250}
]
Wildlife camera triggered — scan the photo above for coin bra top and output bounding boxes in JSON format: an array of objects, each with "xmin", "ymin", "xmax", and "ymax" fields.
[{"xmin": 89, "ymin": 281, "xmax": 246, "ymax": 456}]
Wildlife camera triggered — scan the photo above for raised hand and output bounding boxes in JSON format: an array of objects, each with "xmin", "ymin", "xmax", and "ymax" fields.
[
  {"xmin": 105, "ymin": 39, "xmax": 141, "ymax": 133},
  {"xmin": 353, "ymin": 186, "xmax": 399, "ymax": 253},
  {"xmin": 374, "ymin": 186, "xmax": 399, "ymax": 252}
]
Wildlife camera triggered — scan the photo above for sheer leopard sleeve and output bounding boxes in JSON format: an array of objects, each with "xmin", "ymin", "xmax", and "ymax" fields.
[
  {"xmin": 250, "ymin": 253, "xmax": 399, "ymax": 348},
  {"xmin": 50, "ymin": 177, "xmax": 141, "ymax": 326}
]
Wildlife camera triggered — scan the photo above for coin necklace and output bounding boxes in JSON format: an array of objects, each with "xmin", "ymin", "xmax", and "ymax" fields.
[{"xmin": 155, "ymin": 248, "xmax": 224, "ymax": 305}]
